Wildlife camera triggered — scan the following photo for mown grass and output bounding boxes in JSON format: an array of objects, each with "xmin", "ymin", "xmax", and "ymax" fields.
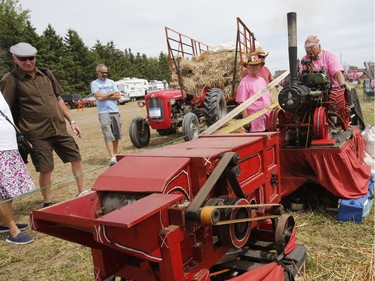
[{"xmin": 0, "ymin": 83, "xmax": 373, "ymax": 280}]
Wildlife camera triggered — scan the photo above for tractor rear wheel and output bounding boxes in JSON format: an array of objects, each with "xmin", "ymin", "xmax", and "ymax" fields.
[
  {"xmin": 129, "ymin": 117, "xmax": 150, "ymax": 148},
  {"xmin": 204, "ymin": 88, "xmax": 227, "ymax": 127},
  {"xmin": 182, "ymin": 112, "xmax": 199, "ymax": 141}
]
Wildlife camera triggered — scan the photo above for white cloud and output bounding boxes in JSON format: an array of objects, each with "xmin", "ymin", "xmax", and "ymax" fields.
[{"xmin": 19, "ymin": 0, "xmax": 374, "ymax": 73}]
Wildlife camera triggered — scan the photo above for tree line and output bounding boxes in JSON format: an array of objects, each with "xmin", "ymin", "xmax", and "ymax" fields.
[{"xmin": 0, "ymin": 0, "xmax": 172, "ymax": 96}]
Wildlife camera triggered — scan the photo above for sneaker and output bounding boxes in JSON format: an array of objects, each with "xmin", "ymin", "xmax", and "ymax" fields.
[
  {"xmin": 75, "ymin": 189, "xmax": 92, "ymax": 198},
  {"xmin": 109, "ymin": 156, "xmax": 117, "ymax": 166},
  {"xmin": 5, "ymin": 232, "xmax": 34, "ymax": 245},
  {"xmin": 42, "ymin": 202, "xmax": 54, "ymax": 208},
  {"xmin": 0, "ymin": 224, "xmax": 29, "ymax": 234}
]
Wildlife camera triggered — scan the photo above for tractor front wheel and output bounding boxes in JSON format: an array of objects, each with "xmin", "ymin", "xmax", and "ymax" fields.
[
  {"xmin": 129, "ymin": 117, "xmax": 150, "ymax": 148},
  {"xmin": 182, "ymin": 112, "xmax": 199, "ymax": 142}
]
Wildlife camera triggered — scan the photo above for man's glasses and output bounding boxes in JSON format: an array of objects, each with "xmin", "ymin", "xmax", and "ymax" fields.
[
  {"xmin": 16, "ymin": 56, "xmax": 35, "ymax": 62},
  {"xmin": 100, "ymin": 71, "xmax": 109, "ymax": 74}
]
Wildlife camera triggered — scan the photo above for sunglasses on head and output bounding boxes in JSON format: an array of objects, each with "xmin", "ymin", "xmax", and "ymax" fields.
[{"xmin": 16, "ymin": 56, "xmax": 35, "ymax": 62}]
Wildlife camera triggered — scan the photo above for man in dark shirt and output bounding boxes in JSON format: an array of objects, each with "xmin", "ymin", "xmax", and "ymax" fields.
[{"xmin": 0, "ymin": 42, "xmax": 86, "ymax": 207}]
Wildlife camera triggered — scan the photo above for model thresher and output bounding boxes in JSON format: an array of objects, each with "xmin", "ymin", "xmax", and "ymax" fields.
[
  {"xmin": 267, "ymin": 13, "xmax": 370, "ymax": 205},
  {"xmin": 30, "ymin": 133, "xmax": 305, "ymax": 280},
  {"xmin": 268, "ymin": 13, "xmax": 365, "ymax": 148}
]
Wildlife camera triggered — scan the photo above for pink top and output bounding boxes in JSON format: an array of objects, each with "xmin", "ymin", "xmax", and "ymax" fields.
[
  {"xmin": 300, "ymin": 49, "xmax": 344, "ymax": 88},
  {"xmin": 236, "ymin": 75, "xmax": 271, "ymax": 132},
  {"xmin": 242, "ymin": 65, "xmax": 273, "ymax": 83}
]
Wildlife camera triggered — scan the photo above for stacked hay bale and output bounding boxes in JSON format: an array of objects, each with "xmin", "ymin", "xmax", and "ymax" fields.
[{"xmin": 171, "ymin": 50, "xmax": 243, "ymax": 100}]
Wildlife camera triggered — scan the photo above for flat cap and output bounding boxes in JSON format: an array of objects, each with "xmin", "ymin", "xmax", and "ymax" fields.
[{"xmin": 10, "ymin": 42, "xmax": 37, "ymax": 57}]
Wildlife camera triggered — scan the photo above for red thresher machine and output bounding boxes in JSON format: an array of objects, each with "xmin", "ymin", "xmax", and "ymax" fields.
[{"xmin": 31, "ymin": 133, "xmax": 306, "ymax": 281}]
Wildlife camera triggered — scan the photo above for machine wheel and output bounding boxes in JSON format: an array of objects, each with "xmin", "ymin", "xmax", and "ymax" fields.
[
  {"xmin": 204, "ymin": 88, "xmax": 227, "ymax": 127},
  {"xmin": 363, "ymin": 91, "xmax": 369, "ymax": 102},
  {"xmin": 275, "ymin": 214, "xmax": 295, "ymax": 254},
  {"xmin": 217, "ymin": 198, "xmax": 251, "ymax": 248},
  {"xmin": 267, "ymin": 109, "xmax": 286, "ymax": 143},
  {"xmin": 328, "ymin": 88, "xmax": 350, "ymax": 130},
  {"xmin": 129, "ymin": 117, "xmax": 150, "ymax": 148},
  {"xmin": 313, "ymin": 107, "xmax": 328, "ymax": 140},
  {"xmin": 182, "ymin": 112, "xmax": 199, "ymax": 141}
]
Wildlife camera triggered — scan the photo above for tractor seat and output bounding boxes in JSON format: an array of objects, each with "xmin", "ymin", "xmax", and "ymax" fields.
[{"xmin": 186, "ymin": 92, "xmax": 195, "ymax": 101}]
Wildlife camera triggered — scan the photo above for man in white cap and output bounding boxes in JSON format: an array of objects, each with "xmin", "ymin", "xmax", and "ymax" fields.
[{"xmin": 0, "ymin": 42, "xmax": 86, "ymax": 208}]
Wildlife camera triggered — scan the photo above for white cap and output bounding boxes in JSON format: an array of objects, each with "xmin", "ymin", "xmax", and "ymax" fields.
[{"xmin": 10, "ymin": 42, "xmax": 37, "ymax": 57}]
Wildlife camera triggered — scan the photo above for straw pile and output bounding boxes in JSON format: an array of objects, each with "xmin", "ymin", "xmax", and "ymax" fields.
[{"xmin": 171, "ymin": 50, "xmax": 243, "ymax": 99}]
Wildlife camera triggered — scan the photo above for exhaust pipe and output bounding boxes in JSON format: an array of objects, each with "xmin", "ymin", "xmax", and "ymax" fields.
[{"xmin": 287, "ymin": 12, "xmax": 298, "ymax": 86}]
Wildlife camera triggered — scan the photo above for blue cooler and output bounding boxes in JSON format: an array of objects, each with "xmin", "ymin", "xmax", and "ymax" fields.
[{"xmin": 337, "ymin": 176, "xmax": 374, "ymax": 224}]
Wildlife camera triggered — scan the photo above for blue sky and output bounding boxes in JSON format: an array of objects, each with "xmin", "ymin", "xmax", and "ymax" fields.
[{"xmin": 18, "ymin": 0, "xmax": 374, "ymax": 74}]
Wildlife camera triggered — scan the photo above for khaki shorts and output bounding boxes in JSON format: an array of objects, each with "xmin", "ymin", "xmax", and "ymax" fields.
[
  {"xmin": 98, "ymin": 112, "xmax": 122, "ymax": 142},
  {"xmin": 30, "ymin": 132, "xmax": 82, "ymax": 172}
]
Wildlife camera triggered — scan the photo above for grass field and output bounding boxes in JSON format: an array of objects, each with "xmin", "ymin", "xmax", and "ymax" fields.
[{"xmin": 0, "ymin": 84, "xmax": 374, "ymax": 281}]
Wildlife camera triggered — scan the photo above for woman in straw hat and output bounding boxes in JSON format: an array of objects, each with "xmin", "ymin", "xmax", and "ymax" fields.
[
  {"xmin": 242, "ymin": 47, "xmax": 274, "ymax": 84},
  {"xmin": 236, "ymin": 53, "xmax": 272, "ymax": 132}
]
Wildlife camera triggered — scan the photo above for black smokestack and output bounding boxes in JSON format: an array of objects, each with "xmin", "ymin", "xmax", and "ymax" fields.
[{"xmin": 287, "ymin": 12, "xmax": 298, "ymax": 85}]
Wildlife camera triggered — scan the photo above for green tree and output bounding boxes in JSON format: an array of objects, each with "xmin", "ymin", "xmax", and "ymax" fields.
[
  {"xmin": 37, "ymin": 24, "xmax": 65, "ymax": 81},
  {"xmin": 62, "ymin": 29, "xmax": 95, "ymax": 95},
  {"xmin": 0, "ymin": 0, "xmax": 31, "ymax": 74}
]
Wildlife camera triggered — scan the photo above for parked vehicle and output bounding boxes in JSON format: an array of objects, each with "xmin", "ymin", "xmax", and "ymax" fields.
[
  {"xmin": 363, "ymin": 78, "xmax": 374, "ymax": 101},
  {"xmin": 82, "ymin": 93, "xmax": 96, "ymax": 107},
  {"xmin": 61, "ymin": 94, "xmax": 83, "ymax": 109},
  {"xmin": 116, "ymin": 78, "xmax": 148, "ymax": 101},
  {"xmin": 129, "ymin": 19, "xmax": 256, "ymax": 148},
  {"xmin": 148, "ymin": 80, "xmax": 168, "ymax": 92},
  {"xmin": 363, "ymin": 61, "xmax": 375, "ymax": 102},
  {"xmin": 118, "ymin": 91, "xmax": 130, "ymax": 105}
]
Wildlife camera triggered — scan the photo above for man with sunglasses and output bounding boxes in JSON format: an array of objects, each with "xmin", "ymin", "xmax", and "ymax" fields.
[
  {"xmin": 0, "ymin": 42, "xmax": 86, "ymax": 208},
  {"xmin": 90, "ymin": 64, "xmax": 122, "ymax": 166}
]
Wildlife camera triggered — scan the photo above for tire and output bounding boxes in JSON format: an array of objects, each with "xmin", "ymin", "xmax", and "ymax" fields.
[
  {"xmin": 363, "ymin": 91, "xmax": 369, "ymax": 102},
  {"xmin": 182, "ymin": 112, "xmax": 199, "ymax": 142},
  {"xmin": 129, "ymin": 117, "xmax": 150, "ymax": 148},
  {"xmin": 203, "ymin": 88, "xmax": 227, "ymax": 127}
]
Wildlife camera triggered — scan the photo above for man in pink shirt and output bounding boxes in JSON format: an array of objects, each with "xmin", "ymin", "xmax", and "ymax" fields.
[
  {"xmin": 236, "ymin": 52, "xmax": 271, "ymax": 132},
  {"xmin": 300, "ymin": 35, "xmax": 345, "ymax": 88},
  {"xmin": 301, "ymin": 35, "xmax": 365, "ymax": 130}
]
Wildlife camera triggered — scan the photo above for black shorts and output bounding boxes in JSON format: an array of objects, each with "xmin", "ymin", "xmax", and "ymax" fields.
[{"xmin": 30, "ymin": 132, "xmax": 82, "ymax": 172}]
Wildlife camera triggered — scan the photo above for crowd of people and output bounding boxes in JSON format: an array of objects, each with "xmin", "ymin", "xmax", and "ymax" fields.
[{"xmin": 0, "ymin": 35, "xmax": 352, "ymax": 245}]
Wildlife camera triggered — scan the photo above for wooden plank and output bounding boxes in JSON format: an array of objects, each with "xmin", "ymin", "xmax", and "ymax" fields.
[
  {"xmin": 213, "ymin": 103, "xmax": 279, "ymax": 134},
  {"xmin": 201, "ymin": 70, "xmax": 289, "ymax": 136}
]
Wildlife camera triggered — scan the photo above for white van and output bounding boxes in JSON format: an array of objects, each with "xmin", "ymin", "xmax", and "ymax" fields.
[
  {"xmin": 148, "ymin": 80, "xmax": 169, "ymax": 92},
  {"xmin": 116, "ymin": 78, "xmax": 148, "ymax": 101}
]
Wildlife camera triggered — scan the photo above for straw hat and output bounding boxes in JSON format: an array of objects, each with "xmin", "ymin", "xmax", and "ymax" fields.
[
  {"xmin": 242, "ymin": 52, "xmax": 265, "ymax": 67},
  {"xmin": 255, "ymin": 47, "xmax": 269, "ymax": 58}
]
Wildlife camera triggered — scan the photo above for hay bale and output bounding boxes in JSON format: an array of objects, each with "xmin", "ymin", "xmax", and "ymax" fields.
[{"xmin": 171, "ymin": 50, "xmax": 242, "ymax": 99}]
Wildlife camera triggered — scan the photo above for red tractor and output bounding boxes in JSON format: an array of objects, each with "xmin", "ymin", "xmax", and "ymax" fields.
[{"xmin": 129, "ymin": 20, "xmax": 257, "ymax": 148}]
